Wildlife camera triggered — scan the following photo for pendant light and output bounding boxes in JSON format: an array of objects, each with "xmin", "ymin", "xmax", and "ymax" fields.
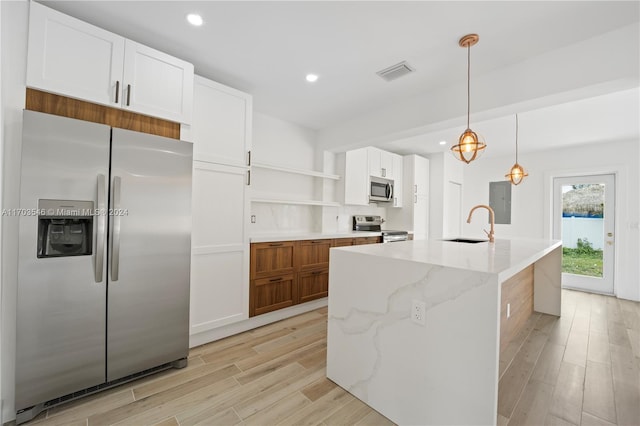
[
  {"xmin": 505, "ymin": 114, "xmax": 528, "ymax": 185},
  {"xmin": 451, "ymin": 34, "xmax": 486, "ymax": 164}
]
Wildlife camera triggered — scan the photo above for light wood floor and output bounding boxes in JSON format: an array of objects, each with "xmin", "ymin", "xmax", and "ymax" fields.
[{"xmin": 22, "ymin": 290, "xmax": 640, "ymax": 426}]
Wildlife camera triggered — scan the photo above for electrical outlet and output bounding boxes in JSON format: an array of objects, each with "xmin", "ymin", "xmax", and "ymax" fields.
[
  {"xmin": 411, "ymin": 299, "xmax": 426, "ymax": 326},
  {"xmin": 507, "ymin": 303, "xmax": 511, "ymax": 319},
  {"xmin": 251, "ymin": 215, "xmax": 256, "ymax": 223}
]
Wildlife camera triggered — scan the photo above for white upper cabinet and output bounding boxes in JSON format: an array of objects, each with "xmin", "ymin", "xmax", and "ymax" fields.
[
  {"xmin": 122, "ymin": 40, "xmax": 194, "ymax": 124},
  {"xmin": 344, "ymin": 146, "xmax": 403, "ymax": 207},
  {"xmin": 344, "ymin": 148, "xmax": 369, "ymax": 206},
  {"xmin": 392, "ymin": 153, "xmax": 403, "ymax": 208},
  {"xmin": 191, "ymin": 76, "xmax": 252, "ymax": 167},
  {"xmin": 26, "ymin": 2, "xmax": 194, "ymax": 124},
  {"xmin": 27, "ymin": 1, "xmax": 125, "ymax": 107},
  {"xmin": 368, "ymin": 147, "xmax": 395, "ymax": 179}
]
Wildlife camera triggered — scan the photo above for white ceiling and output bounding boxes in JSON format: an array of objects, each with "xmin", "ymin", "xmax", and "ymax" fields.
[{"xmin": 41, "ymin": 1, "xmax": 640, "ymax": 156}]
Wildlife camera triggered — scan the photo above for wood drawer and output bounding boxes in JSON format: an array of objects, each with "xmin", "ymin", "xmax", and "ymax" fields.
[
  {"xmin": 250, "ymin": 273, "xmax": 296, "ymax": 317},
  {"xmin": 250, "ymin": 241, "xmax": 295, "ymax": 279},
  {"xmin": 298, "ymin": 268, "xmax": 329, "ymax": 304},
  {"xmin": 355, "ymin": 236, "xmax": 381, "ymax": 245},
  {"xmin": 333, "ymin": 238, "xmax": 356, "ymax": 247},
  {"xmin": 296, "ymin": 239, "xmax": 332, "ymax": 271}
]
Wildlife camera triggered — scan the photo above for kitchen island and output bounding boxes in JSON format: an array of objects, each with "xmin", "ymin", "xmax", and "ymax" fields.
[{"xmin": 326, "ymin": 238, "xmax": 561, "ymax": 425}]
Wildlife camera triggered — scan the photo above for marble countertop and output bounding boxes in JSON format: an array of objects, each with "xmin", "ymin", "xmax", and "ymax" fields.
[
  {"xmin": 335, "ymin": 237, "xmax": 562, "ymax": 281},
  {"xmin": 249, "ymin": 231, "xmax": 383, "ymax": 243}
]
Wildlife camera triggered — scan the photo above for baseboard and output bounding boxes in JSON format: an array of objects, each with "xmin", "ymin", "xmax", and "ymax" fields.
[{"xmin": 189, "ymin": 298, "xmax": 328, "ymax": 348}]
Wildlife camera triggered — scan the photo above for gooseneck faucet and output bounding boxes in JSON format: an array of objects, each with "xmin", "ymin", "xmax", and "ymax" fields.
[{"xmin": 467, "ymin": 205, "xmax": 495, "ymax": 242}]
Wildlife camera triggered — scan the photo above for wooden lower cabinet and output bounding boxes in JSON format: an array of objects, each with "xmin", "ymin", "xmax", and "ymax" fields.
[
  {"xmin": 333, "ymin": 238, "xmax": 356, "ymax": 247},
  {"xmin": 249, "ymin": 235, "xmax": 382, "ymax": 316},
  {"xmin": 296, "ymin": 239, "xmax": 331, "ymax": 271},
  {"xmin": 355, "ymin": 236, "xmax": 381, "ymax": 245},
  {"xmin": 251, "ymin": 241, "xmax": 295, "ymax": 279},
  {"xmin": 298, "ymin": 268, "xmax": 329, "ymax": 304},
  {"xmin": 250, "ymin": 274, "xmax": 296, "ymax": 316}
]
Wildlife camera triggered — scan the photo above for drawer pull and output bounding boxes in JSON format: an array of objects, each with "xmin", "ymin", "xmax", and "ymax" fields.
[
  {"xmin": 311, "ymin": 271, "xmax": 322, "ymax": 275},
  {"xmin": 269, "ymin": 243, "xmax": 283, "ymax": 247},
  {"xmin": 311, "ymin": 240, "xmax": 323, "ymax": 244},
  {"xmin": 269, "ymin": 277, "xmax": 283, "ymax": 282}
]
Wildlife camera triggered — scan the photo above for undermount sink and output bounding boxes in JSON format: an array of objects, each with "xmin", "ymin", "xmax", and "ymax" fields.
[{"xmin": 443, "ymin": 238, "xmax": 489, "ymax": 244}]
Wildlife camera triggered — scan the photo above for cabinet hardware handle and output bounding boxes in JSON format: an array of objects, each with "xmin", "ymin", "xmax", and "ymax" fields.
[
  {"xmin": 414, "ymin": 184, "xmax": 417, "ymax": 194},
  {"xmin": 269, "ymin": 243, "xmax": 283, "ymax": 247},
  {"xmin": 115, "ymin": 81, "xmax": 120, "ymax": 104},
  {"xmin": 311, "ymin": 240, "xmax": 322, "ymax": 244},
  {"xmin": 247, "ymin": 150, "xmax": 251, "ymax": 166},
  {"xmin": 126, "ymin": 84, "xmax": 131, "ymax": 106},
  {"xmin": 247, "ymin": 170, "xmax": 251, "ymax": 186},
  {"xmin": 311, "ymin": 271, "xmax": 322, "ymax": 275},
  {"xmin": 415, "ymin": 195, "xmax": 417, "ymax": 204},
  {"xmin": 269, "ymin": 277, "xmax": 283, "ymax": 282}
]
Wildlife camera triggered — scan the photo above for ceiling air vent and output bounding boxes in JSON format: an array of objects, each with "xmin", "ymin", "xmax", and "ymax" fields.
[{"xmin": 376, "ymin": 61, "xmax": 415, "ymax": 82}]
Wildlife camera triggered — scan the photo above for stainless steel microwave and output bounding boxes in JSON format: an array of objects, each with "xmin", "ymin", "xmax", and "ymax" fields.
[{"xmin": 369, "ymin": 176, "xmax": 394, "ymax": 202}]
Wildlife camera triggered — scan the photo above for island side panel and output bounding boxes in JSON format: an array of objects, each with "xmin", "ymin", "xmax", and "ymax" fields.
[
  {"xmin": 533, "ymin": 246, "xmax": 562, "ymax": 316},
  {"xmin": 326, "ymin": 249, "xmax": 500, "ymax": 426}
]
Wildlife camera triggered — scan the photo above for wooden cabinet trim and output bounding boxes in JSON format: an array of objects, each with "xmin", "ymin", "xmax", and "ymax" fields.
[{"xmin": 26, "ymin": 88, "xmax": 180, "ymax": 139}]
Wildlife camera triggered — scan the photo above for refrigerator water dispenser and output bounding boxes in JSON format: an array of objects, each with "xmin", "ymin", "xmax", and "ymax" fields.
[{"xmin": 37, "ymin": 199, "xmax": 93, "ymax": 258}]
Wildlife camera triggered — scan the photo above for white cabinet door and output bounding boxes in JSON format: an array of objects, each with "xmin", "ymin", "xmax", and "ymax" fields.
[
  {"xmin": 391, "ymin": 153, "xmax": 403, "ymax": 208},
  {"xmin": 27, "ymin": 1, "xmax": 125, "ymax": 107},
  {"xmin": 368, "ymin": 147, "xmax": 382, "ymax": 178},
  {"xmin": 413, "ymin": 155, "xmax": 430, "ymax": 239},
  {"xmin": 381, "ymin": 150, "xmax": 394, "ymax": 179},
  {"xmin": 190, "ymin": 162, "xmax": 249, "ymax": 337},
  {"xmin": 191, "ymin": 76, "xmax": 252, "ymax": 167},
  {"xmin": 345, "ymin": 148, "xmax": 370, "ymax": 205},
  {"xmin": 122, "ymin": 40, "xmax": 194, "ymax": 124},
  {"xmin": 414, "ymin": 155, "xmax": 429, "ymax": 196}
]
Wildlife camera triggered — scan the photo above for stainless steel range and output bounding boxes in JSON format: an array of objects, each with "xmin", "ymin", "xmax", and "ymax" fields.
[{"xmin": 352, "ymin": 215, "xmax": 409, "ymax": 243}]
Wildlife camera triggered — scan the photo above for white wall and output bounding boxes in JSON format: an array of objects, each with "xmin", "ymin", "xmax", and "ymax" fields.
[
  {"xmin": 249, "ymin": 112, "xmax": 323, "ymax": 234},
  {"xmin": 427, "ymin": 152, "xmax": 464, "ymax": 239},
  {"xmin": 1, "ymin": 0, "xmax": 28, "ymax": 421},
  {"xmin": 461, "ymin": 140, "xmax": 639, "ymax": 301}
]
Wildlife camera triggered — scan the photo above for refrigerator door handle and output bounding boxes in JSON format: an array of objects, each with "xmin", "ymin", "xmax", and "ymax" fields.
[
  {"xmin": 95, "ymin": 174, "xmax": 106, "ymax": 283},
  {"xmin": 111, "ymin": 176, "xmax": 122, "ymax": 281}
]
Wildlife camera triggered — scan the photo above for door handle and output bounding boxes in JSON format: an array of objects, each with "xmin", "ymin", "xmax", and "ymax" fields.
[
  {"xmin": 115, "ymin": 81, "xmax": 120, "ymax": 104},
  {"xmin": 111, "ymin": 176, "xmax": 122, "ymax": 281},
  {"xmin": 95, "ymin": 174, "xmax": 106, "ymax": 283},
  {"xmin": 126, "ymin": 84, "xmax": 131, "ymax": 106}
]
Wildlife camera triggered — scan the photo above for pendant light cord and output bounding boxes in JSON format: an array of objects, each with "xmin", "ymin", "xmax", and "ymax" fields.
[
  {"xmin": 467, "ymin": 44, "xmax": 471, "ymax": 129},
  {"xmin": 515, "ymin": 114, "xmax": 519, "ymax": 163}
]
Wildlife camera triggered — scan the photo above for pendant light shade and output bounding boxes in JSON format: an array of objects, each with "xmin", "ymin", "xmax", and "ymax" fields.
[
  {"xmin": 505, "ymin": 114, "xmax": 528, "ymax": 185},
  {"xmin": 451, "ymin": 33, "xmax": 486, "ymax": 164}
]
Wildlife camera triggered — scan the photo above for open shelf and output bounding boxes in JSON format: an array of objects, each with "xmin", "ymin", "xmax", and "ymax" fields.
[{"xmin": 252, "ymin": 162, "xmax": 340, "ymax": 180}]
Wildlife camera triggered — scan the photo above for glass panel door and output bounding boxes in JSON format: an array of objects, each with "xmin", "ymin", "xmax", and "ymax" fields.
[{"xmin": 553, "ymin": 174, "xmax": 615, "ymax": 294}]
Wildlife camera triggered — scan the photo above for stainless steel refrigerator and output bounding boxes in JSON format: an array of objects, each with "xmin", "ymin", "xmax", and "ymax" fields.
[{"xmin": 16, "ymin": 110, "xmax": 192, "ymax": 423}]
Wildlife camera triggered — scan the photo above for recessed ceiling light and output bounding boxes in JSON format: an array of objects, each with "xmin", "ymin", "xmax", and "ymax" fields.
[
  {"xmin": 306, "ymin": 74, "xmax": 319, "ymax": 83},
  {"xmin": 186, "ymin": 14, "xmax": 203, "ymax": 26},
  {"xmin": 439, "ymin": 141, "xmax": 447, "ymax": 145}
]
